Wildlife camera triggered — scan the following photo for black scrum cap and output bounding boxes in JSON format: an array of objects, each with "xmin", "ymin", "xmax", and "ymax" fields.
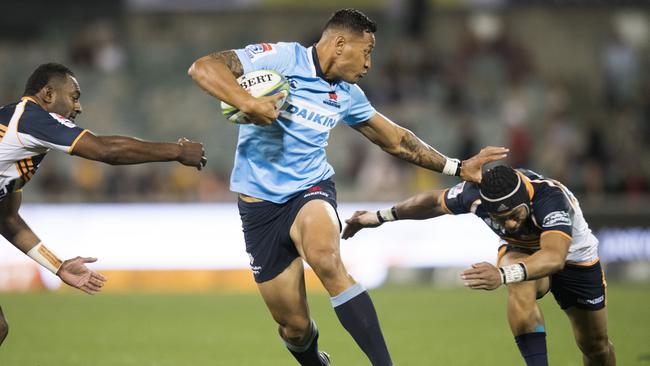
[{"xmin": 479, "ymin": 166, "xmax": 530, "ymax": 213}]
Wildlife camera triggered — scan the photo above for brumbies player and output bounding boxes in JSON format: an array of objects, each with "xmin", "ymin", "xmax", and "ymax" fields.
[
  {"xmin": 344, "ymin": 165, "xmax": 616, "ymax": 366},
  {"xmin": 0, "ymin": 63, "xmax": 206, "ymax": 345},
  {"xmin": 189, "ymin": 8, "xmax": 507, "ymax": 366}
]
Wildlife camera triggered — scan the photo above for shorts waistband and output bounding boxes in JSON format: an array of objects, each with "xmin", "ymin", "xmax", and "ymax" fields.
[{"xmin": 239, "ymin": 193, "xmax": 265, "ymax": 203}]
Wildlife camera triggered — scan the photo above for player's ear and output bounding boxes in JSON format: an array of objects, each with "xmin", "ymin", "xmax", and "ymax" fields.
[
  {"xmin": 39, "ymin": 85, "xmax": 55, "ymax": 105},
  {"xmin": 334, "ymin": 35, "xmax": 345, "ymax": 55}
]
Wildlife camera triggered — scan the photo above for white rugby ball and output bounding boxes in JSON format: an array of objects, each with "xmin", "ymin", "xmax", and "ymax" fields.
[{"xmin": 221, "ymin": 69, "xmax": 289, "ymax": 124}]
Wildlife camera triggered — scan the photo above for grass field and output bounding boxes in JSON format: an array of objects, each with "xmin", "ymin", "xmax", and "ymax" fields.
[{"xmin": 0, "ymin": 284, "xmax": 649, "ymax": 365}]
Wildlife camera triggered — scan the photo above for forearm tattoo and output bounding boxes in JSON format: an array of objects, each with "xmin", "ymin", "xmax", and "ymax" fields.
[
  {"xmin": 210, "ymin": 50, "xmax": 244, "ymax": 78},
  {"xmin": 396, "ymin": 130, "xmax": 446, "ymax": 172}
]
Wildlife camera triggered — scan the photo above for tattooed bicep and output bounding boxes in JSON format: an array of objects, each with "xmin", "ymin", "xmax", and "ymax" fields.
[{"xmin": 210, "ymin": 50, "xmax": 244, "ymax": 78}]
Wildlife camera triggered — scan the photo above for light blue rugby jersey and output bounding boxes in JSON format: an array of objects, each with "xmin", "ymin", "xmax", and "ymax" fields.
[{"xmin": 232, "ymin": 42, "xmax": 376, "ymax": 203}]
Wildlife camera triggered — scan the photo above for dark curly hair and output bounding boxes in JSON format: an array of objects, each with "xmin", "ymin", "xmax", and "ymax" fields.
[
  {"xmin": 324, "ymin": 8, "xmax": 377, "ymax": 35},
  {"xmin": 23, "ymin": 63, "xmax": 74, "ymax": 96}
]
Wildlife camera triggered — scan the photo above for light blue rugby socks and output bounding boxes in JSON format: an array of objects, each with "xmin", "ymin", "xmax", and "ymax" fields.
[{"xmin": 331, "ymin": 283, "xmax": 393, "ymax": 366}]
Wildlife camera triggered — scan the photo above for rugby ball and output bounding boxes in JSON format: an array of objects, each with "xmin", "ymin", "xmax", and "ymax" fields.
[{"xmin": 221, "ymin": 70, "xmax": 289, "ymax": 124}]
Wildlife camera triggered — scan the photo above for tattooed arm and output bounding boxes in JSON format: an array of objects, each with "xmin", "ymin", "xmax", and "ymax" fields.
[
  {"xmin": 352, "ymin": 112, "xmax": 508, "ymax": 182},
  {"xmin": 188, "ymin": 50, "xmax": 282, "ymax": 125}
]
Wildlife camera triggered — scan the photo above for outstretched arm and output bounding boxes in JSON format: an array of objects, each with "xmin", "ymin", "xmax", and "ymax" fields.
[
  {"xmin": 188, "ymin": 50, "xmax": 284, "ymax": 126},
  {"xmin": 461, "ymin": 232, "xmax": 571, "ymax": 290},
  {"xmin": 342, "ymin": 189, "xmax": 449, "ymax": 239},
  {"xmin": 352, "ymin": 112, "xmax": 508, "ymax": 182},
  {"xmin": 71, "ymin": 134, "xmax": 206, "ymax": 170},
  {"xmin": 0, "ymin": 192, "xmax": 106, "ymax": 294}
]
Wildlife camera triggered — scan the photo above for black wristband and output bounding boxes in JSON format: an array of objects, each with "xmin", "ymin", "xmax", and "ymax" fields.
[
  {"xmin": 454, "ymin": 160, "xmax": 463, "ymax": 176},
  {"xmin": 376, "ymin": 210, "xmax": 385, "ymax": 223},
  {"xmin": 519, "ymin": 263, "xmax": 528, "ymax": 281},
  {"xmin": 498, "ymin": 267, "xmax": 507, "ymax": 284},
  {"xmin": 391, "ymin": 206, "xmax": 399, "ymax": 220}
]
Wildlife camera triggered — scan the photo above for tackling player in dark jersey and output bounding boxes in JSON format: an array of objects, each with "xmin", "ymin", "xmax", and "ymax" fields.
[
  {"xmin": 343, "ymin": 166, "xmax": 616, "ymax": 366},
  {"xmin": 0, "ymin": 63, "xmax": 207, "ymax": 346}
]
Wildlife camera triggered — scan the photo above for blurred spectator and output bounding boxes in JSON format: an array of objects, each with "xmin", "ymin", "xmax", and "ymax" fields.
[
  {"xmin": 641, "ymin": 74, "xmax": 650, "ymax": 145},
  {"xmin": 69, "ymin": 20, "xmax": 125, "ymax": 73},
  {"xmin": 502, "ymin": 90, "xmax": 533, "ymax": 167},
  {"xmin": 455, "ymin": 114, "xmax": 479, "ymax": 160},
  {"xmin": 607, "ymin": 104, "xmax": 647, "ymax": 196},
  {"xmin": 0, "ymin": 7, "xmax": 648, "ymax": 203},
  {"xmin": 601, "ymin": 11, "xmax": 649, "ymax": 109},
  {"xmin": 446, "ymin": 12, "xmax": 534, "ymax": 114},
  {"xmin": 537, "ymin": 83, "xmax": 580, "ymax": 185}
]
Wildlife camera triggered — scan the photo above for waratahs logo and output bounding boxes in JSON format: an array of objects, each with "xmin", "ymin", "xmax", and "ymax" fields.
[{"xmin": 323, "ymin": 91, "xmax": 341, "ymax": 109}]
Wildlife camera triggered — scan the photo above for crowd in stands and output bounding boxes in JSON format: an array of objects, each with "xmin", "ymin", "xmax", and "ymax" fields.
[{"xmin": 1, "ymin": 9, "xmax": 648, "ymax": 202}]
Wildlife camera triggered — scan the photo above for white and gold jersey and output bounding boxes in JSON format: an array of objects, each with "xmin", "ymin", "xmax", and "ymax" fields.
[{"xmin": 0, "ymin": 97, "xmax": 87, "ymax": 201}]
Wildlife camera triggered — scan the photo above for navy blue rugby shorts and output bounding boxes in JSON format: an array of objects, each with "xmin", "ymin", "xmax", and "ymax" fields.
[
  {"xmin": 237, "ymin": 179, "xmax": 339, "ymax": 283},
  {"xmin": 498, "ymin": 244, "xmax": 607, "ymax": 311}
]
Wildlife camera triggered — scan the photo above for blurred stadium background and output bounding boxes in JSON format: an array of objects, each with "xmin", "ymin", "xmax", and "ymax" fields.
[{"xmin": 1, "ymin": 0, "xmax": 649, "ymax": 365}]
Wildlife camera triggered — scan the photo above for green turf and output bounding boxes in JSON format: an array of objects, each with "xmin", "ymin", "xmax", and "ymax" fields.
[{"xmin": 0, "ymin": 284, "xmax": 648, "ymax": 365}]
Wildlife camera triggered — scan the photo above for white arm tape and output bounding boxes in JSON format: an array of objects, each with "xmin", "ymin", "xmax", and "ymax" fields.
[
  {"xmin": 378, "ymin": 208, "xmax": 397, "ymax": 222},
  {"xmin": 442, "ymin": 158, "xmax": 460, "ymax": 176},
  {"xmin": 499, "ymin": 263, "xmax": 527, "ymax": 284},
  {"xmin": 26, "ymin": 242, "xmax": 63, "ymax": 274}
]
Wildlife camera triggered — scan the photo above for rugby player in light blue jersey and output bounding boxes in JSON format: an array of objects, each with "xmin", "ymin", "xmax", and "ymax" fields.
[
  {"xmin": 344, "ymin": 166, "xmax": 616, "ymax": 366},
  {"xmin": 0, "ymin": 63, "xmax": 207, "ymax": 346},
  {"xmin": 189, "ymin": 9, "xmax": 507, "ymax": 365}
]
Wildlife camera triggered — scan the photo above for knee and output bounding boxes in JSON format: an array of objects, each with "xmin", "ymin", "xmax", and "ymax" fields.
[
  {"xmin": 306, "ymin": 249, "xmax": 345, "ymax": 282},
  {"xmin": 278, "ymin": 316, "xmax": 311, "ymax": 344},
  {"xmin": 507, "ymin": 287, "xmax": 541, "ymax": 325},
  {"xmin": 508, "ymin": 287, "xmax": 537, "ymax": 312},
  {"xmin": 579, "ymin": 334, "xmax": 612, "ymax": 359}
]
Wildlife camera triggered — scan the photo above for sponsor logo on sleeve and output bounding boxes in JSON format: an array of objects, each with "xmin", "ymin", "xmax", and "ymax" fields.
[
  {"xmin": 542, "ymin": 211, "xmax": 572, "ymax": 227},
  {"xmin": 49, "ymin": 113, "xmax": 77, "ymax": 128},
  {"xmin": 244, "ymin": 43, "xmax": 276, "ymax": 63},
  {"xmin": 447, "ymin": 181, "xmax": 466, "ymax": 199}
]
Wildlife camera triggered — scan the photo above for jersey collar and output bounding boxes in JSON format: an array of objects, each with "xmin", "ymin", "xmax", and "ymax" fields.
[
  {"xmin": 21, "ymin": 96, "xmax": 38, "ymax": 104},
  {"xmin": 309, "ymin": 45, "xmax": 338, "ymax": 85}
]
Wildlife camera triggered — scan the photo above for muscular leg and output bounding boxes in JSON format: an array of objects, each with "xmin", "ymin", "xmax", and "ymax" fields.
[
  {"xmin": 291, "ymin": 200, "xmax": 392, "ymax": 366},
  {"xmin": 258, "ymin": 258, "xmax": 328, "ymax": 365},
  {"xmin": 500, "ymin": 251, "xmax": 549, "ymax": 366},
  {"xmin": 0, "ymin": 306, "xmax": 8, "ymax": 346},
  {"xmin": 564, "ymin": 307, "xmax": 616, "ymax": 366}
]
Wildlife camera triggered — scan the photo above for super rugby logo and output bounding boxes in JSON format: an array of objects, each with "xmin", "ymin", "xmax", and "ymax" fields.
[
  {"xmin": 447, "ymin": 182, "xmax": 466, "ymax": 199},
  {"xmin": 542, "ymin": 211, "xmax": 571, "ymax": 228},
  {"xmin": 49, "ymin": 113, "xmax": 77, "ymax": 128},
  {"xmin": 244, "ymin": 43, "xmax": 276, "ymax": 62}
]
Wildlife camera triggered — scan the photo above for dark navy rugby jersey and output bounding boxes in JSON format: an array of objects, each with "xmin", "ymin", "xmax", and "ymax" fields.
[
  {"xmin": 0, "ymin": 97, "xmax": 87, "ymax": 200},
  {"xmin": 442, "ymin": 169, "xmax": 599, "ymax": 263}
]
